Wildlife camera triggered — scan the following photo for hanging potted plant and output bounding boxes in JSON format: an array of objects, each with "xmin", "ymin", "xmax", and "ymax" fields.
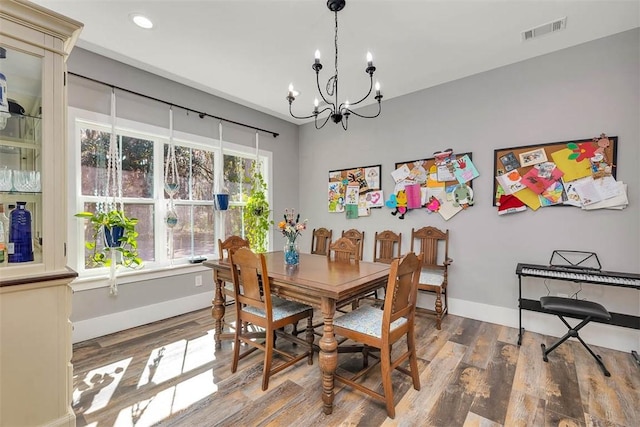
[
  {"xmin": 243, "ymin": 162, "xmax": 272, "ymax": 253},
  {"xmin": 75, "ymin": 209, "xmax": 142, "ymax": 268}
]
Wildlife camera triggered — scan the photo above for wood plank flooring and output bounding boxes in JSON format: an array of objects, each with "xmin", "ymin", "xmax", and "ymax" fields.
[{"xmin": 71, "ymin": 305, "xmax": 640, "ymax": 427}]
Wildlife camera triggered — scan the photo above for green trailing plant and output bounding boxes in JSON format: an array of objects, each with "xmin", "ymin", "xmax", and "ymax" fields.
[
  {"xmin": 75, "ymin": 209, "xmax": 142, "ymax": 268},
  {"xmin": 243, "ymin": 162, "xmax": 272, "ymax": 253}
]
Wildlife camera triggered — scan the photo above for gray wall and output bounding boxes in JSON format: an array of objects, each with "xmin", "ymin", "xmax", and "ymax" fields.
[{"xmin": 298, "ymin": 29, "xmax": 639, "ymax": 333}]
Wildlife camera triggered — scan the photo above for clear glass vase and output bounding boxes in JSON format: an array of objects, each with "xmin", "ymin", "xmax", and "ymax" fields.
[{"xmin": 284, "ymin": 240, "xmax": 299, "ymax": 266}]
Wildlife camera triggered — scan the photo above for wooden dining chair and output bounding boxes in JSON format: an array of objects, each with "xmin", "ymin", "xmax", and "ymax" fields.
[
  {"xmin": 229, "ymin": 247, "xmax": 314, "ymax": 391},
  {"xmin": 327, "ymin": 237, "xmax": 359, "ymax": 263},
  {"xmin": 218, "ymin": 235, "xmax": 250, "ymax": 304},
  {"xmin": 365, "ymin": 230, "xmax": 403, "ymax": 304},
  {"xmin": 410, "ymin": 226, "xmax": 452, "ymax": 330},
  {"xmin": 341, "ymin": 228, "xmax": 365, "ymax": 260},
  {"xmin": 311, "ymin": 227, "xmax": 333, "ymax": 255},
  {"xmin": 373, "ymin": 230, "xmax": 402, "ymax": 264},
  {"xmin": 333, "ymin": 252, "xmax": 423, "ymax": 419}
]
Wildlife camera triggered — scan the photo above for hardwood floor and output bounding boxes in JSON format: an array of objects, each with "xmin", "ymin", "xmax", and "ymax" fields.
[{"xmin": 71, "ymin": 305, "xmax": 639, "ymax": 427}]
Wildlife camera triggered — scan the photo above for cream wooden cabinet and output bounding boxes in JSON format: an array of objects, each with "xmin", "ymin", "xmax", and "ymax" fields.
[{"xmin": 0, "ymin": 1, "xmax": 82, "ymax": 426}]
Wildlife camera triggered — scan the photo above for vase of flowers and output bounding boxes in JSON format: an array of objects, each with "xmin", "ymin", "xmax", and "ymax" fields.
[{"xmin": 278, "ymin": 209, "xmax": 307, "ymax": 266}]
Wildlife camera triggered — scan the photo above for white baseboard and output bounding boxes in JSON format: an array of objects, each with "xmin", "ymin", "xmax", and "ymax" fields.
[
  {"xmin": 72, "ymin": 293, "xmax": 212, "ymax": 343},
  {"xmin": 445, "ymin": 297, "xmax": 638, "ymax": 353}
]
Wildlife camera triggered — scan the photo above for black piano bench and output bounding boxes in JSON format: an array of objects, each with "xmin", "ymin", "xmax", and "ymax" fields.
[{"xmin": 539, "ymin": 296, "xmax": 611, "ymax": 377}]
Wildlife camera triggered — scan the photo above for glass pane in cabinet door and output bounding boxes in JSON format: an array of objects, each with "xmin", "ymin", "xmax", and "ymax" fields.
[
  {"xmin": 0, "ymin": 47, "xmax": 43, "ymax": 267},
  {"xmin": 0, "ymin": 47, "xmax": 43, "ymax": 178}
]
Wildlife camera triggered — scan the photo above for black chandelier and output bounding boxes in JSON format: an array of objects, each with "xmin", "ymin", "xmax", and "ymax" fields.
[{"xmin": 286, "ymin": 0, "xmax": 382, "ymax": 130}]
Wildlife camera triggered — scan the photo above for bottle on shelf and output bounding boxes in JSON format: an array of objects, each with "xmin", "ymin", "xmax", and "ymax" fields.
[{"xmin": 8, "ymin": 201, "xmax": 33, "ymax": 263}]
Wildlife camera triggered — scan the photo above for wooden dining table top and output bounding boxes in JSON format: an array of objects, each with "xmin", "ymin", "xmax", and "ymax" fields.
[{"xmin": 203, "ymin": 251, "xmax": 391, "ymax": 304}]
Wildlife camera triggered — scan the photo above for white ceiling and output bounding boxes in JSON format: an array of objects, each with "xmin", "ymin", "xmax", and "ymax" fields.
[{"xmin": 31, "ymin": 0, "xmax": 640, "ymax": 124}]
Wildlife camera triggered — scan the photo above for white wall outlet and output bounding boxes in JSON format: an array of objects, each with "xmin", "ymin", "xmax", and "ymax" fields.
[{"xmin": 195, "ymin": 275, "xmax": 203, "ymax": 287}]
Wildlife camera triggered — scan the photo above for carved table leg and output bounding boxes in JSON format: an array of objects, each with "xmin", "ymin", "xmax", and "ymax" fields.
[
  {"xmin": 319, "ymin": 297, "xmax": 337, "ymax": 415},
  {"xmin": 434, "ymin": 289, "xmax": 443, "ymax": 330},
  {"xmin": 211, "ymin": 275, "xmax": 226, "ymax": 350}
]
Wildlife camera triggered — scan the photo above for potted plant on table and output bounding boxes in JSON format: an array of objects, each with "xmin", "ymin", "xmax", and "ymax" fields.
[{"xmin": 75, "ymin": 209, "xmax": 142, "ymax": 268}]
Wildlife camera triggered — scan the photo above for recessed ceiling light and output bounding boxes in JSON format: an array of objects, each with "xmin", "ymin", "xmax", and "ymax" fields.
[{"xmin": 130, "ymin": 14, "xmax": 153, "ymax": 29}]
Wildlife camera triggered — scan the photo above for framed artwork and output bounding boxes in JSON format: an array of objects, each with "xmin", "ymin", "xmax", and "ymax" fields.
[{"xmin": 328, "ymin": 164, "xmax": 382, "ymax": 213}]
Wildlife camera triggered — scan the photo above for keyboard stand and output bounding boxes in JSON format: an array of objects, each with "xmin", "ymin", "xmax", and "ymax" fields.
[{"xmin": 516, "ymin": 262, "xmax": 640, "ymax": 366}]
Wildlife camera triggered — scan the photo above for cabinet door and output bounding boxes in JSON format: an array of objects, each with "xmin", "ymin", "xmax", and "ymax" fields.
[{"xmin": 0, "ymin": 16, "xmax": 71, "ymax": 280}]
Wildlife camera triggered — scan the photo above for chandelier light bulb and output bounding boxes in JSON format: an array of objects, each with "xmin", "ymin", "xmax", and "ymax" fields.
[
  {"xmin": 366, "ymin": 52, "xmax": 373, "ymax": 66},
  {"xmin": 314, "ymin": 98, "xmax": 319, "ymax": 113},
  {"xmin": 375, "ymin": 81, "xmax": 381, "ymax": 96},
  {"xmin": 315, "ymin": 50, "xmax": 321, "ymax": 64}
]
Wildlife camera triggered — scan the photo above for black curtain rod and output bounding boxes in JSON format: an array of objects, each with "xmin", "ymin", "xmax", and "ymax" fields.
[{"xmin": 67, "ymin": 72, "xmax": 279, "ymax": 138}]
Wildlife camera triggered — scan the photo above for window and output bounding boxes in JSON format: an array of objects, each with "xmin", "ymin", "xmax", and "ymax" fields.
[{"xmin": 69, "ymin": 108, "xmax": 270, "ymax": 276}]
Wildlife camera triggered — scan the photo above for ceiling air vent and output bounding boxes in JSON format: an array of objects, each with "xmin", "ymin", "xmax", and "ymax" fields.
[{"xmin": 522, "ymin": 17, "xmax": 567, "ymax": 41}]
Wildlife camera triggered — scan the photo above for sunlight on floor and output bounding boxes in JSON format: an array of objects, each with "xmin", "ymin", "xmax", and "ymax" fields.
[
  {"xmin": 114, "ymin": 370, "xmax": 218, "ymax": 426},
  {"xmin": 137, "ymin": 330, "xmax": 216, "ymax": 387},
  {"xmin": 74, "ymin": 330, "xmax": 219, "ymax": 423},
  {"xmin": 73, "ymin": 358, "xmax": 131, "ymax": 415}
]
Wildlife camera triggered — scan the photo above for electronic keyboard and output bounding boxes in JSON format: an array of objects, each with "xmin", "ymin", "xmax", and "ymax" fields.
[{"xmin": 516, "ymin": 263, "xmax": 640, "ymax": 289}]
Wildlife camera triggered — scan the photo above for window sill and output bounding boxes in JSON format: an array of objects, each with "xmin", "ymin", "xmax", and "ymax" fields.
[{"xmin": 70, "ymin": 262, "xmax": 212, "ymax": 292}]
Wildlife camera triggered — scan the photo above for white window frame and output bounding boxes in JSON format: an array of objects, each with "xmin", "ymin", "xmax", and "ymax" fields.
[{"xmin": 67, "ymin": 107, "xmax": 272, "ymax": 286}]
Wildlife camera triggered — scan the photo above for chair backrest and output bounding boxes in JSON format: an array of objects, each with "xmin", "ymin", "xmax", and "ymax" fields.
[
  {"xmin": 410, "ymin": 226, "xmax": 449, "ymax": 270},
  {"xmin": 328, "ymin": 237, "xmax": 359, "ymax": 263},
  {"xmin": 382, "ymin": 252, "xmax": 422, "ymax": 333},
  {"xmin": 229, "ymin": 247, "xmax": 273, "ymax": 321},
  {"xmin": 341, "ymin": 228, "xmax": 365, "ymax": 260},
  {"xmin": 373, "ymin": 230, "xmax": 402, "ymax": 264},
  {"xmin": 311, "ymin": 227, "xmax": 333, "ymax": 255},
  {"xmin": 218, "ymin": 235, "xmax": 250, "ymax": 261}
]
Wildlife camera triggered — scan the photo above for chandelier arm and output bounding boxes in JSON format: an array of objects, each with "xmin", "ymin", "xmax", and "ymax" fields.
[
  {"xmin": 348, "ymin": 74, "xmax": 375, "ymax": 107},
  {"xmin": 288, "ymin": 103, "xmax": 319, "ymax": 120},
  {"xmin": 315, "ymin": 113, "xmax": 332, "ymax": 129},
  {"xmin": 344, "ymin": 101, "xmax": 382, "ymax": 119},
  {"xmin": 316, "ymin": 106, "xmax": 333, "ymax": 116},
  {"xmin": 341, "ymin": 115, "xmax": 349, "ymax": 130}
]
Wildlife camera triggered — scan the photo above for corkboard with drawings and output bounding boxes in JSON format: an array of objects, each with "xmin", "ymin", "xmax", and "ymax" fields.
[
  {"xmin": 395, "ymin": 152, "xmax": 474, "ymax": 190},
  {"xmin": 328, "ymin": 165, "xmax": 383, "ymax": 217},
  {"xmin": 492, "ymin": 136, "xmax": 617, "ymax": 207}
]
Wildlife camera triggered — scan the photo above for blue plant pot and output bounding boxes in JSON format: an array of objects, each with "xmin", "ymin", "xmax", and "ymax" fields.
[
  {"xmin": 214, "ymin": 193, "xmax": 229, "ymax": 211},
  {"xmin": 104, "ymin": 226, "xmax": 125, "ymax": 248}
]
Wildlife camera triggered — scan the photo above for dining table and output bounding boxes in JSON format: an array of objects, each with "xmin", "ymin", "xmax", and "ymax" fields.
[{"xmin": 203, "ymin": 251, "xmax": 391, "ymax": 415}]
